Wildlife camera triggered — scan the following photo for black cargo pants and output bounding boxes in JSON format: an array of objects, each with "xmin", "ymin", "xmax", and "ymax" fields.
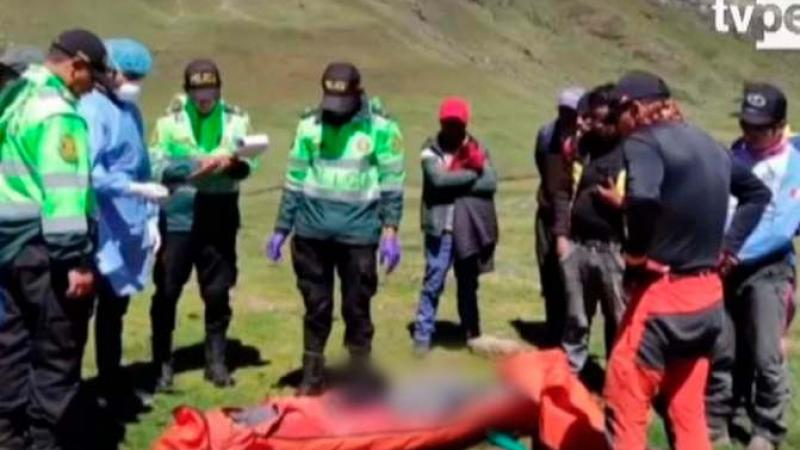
[
  {"xmin": 0, "ymin": 243, "xmax": 93, "ymax": 450},
  {"xmin": 535, "ymin": 208, "xmax": 566, "ymax": 343},
  {"xmin": 150, "ymin": 194, "xmax": 239, "ymax": 362},
  {"xmin": 291, "ymin": 236, "xmax": 378, "ymax": 358}
]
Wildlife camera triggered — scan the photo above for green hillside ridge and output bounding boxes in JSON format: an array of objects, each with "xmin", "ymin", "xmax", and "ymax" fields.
[
  {"xmin": 3, "ymin": 0, "xmax": 800, "ymax": 182},
  {"xmin": 2, "ymin": 1, "xmax": 799, "ymax": 449}
]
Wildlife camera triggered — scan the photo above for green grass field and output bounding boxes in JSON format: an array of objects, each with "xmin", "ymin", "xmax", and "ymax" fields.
[{"xmin": 3, "ymin": 0, "xmax": 800, "ymax": 448}]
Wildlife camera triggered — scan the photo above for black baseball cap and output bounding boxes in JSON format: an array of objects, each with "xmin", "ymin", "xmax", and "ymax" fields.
[
  {"xmin": 51, "ymin": 29, "xmax": 111, "ymax": 89},
  {"xmin": 611, "ymin": 70, "xmax": 671, "ymax": 102},
  {"xmin": 184, "ymin": 59, "xmax": 221, "ymax": 103},
  {"xmin": 736, "ymin": 82, "xmax": 787, "ymax": 127},
  {"xmin": 320, "ymin": 62, "xmax": 362, "ymax": 113}
]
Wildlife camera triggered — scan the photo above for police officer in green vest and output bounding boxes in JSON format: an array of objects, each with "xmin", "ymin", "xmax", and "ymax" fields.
[
  {"xmin": 150, "ymin": 59, "xmax": 254, "ymax": 390},
  {"xmin": 267, "ymin": 62, "xmax": 405, "ymax": 395},
  {"xmin": 0, "ymin": 29, "xmax": 108, "ymax": 450}
]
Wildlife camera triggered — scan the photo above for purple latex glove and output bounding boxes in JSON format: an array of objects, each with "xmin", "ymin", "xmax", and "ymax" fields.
[
  {"xmin": 265, "ymin": 231, "xmax": 288, "ymax": 262},
  {"xmin": 379, "ymin": 234, "xmax": 402, "ymax": 274}
]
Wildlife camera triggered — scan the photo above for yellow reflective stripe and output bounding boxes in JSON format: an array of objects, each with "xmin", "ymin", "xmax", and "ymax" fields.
[
  {"xmin": 43, "ymin": 173, "xmax": 88, "ymax": 189},
  {"xmin": 0, "ymin": 161, "xmax": 29, "ymax": 177},
  {"xmin": 0, "ymin": 202, "xmax": 40, "ymax": 219},
  {"xmin": 303, "ymin": 185, "xmax": 380, "ymax": 203},
  {"xmin": 42, "ymin": 216, "xmax": 87, "ymax": 234},
  {"xmin": 315, "ymin": 158, "xmax": 371, "ymax": 171},
  {"xmin": 379, "ymin": 160, "xmax": 405, "ymax": 173},
  {"xmin": 285, "ymin": 180, "xmax": 303, "ymax": 191},
  {"xmin": 0, "ymin": 163, "xmax": 87, "ymax": 188}
]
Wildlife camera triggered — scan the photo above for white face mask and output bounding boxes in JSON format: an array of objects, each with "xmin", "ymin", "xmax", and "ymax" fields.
[{"xmin": 116, "ymin": 82, "xmax": 142, "ymax": 103}]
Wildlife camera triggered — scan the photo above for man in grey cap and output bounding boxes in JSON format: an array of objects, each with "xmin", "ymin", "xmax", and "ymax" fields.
[
  {"xmin": 0, "ymin": 45, "xmax": 44, "ymax": 91},
  {"xmin": 533, "ymin": 86, "xmax": 584, "ymax": 344}
]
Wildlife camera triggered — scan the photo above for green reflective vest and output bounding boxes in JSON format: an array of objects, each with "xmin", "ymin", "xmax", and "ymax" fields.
[
  {"xmin": 274, "ymin": 97, "xmax": 405, "ymax": 244},
  {"xmin": 150, "ymin": 94, "xmax": 252, "ymax": 232},
  {"xmin": 0, "ymin": 65, "xmax": 92, "ymax": 265}
]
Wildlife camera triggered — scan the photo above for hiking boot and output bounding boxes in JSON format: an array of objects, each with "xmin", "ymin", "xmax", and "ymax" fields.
[
  {"xmin": 152, "ymin": 332, "xmax": 174, "ymax": 392},
  {"xmin": 204, "ymin": 331, "xmax": 235, "ymax": 388},
  {"xmin": 296, "ymin": 352, "xmax": 325, "ymax": 397},
  {"xmin": 154, "ymin": 360, "xmax": 174, "ymax": 392},
  {"xmin": 747, "ymin": 435, "xmax": 776, "ymax": 450}
]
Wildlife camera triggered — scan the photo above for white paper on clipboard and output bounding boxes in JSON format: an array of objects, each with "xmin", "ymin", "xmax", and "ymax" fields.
[{"xmin": 234, "ymin": 134, "xmax": 270, "ymax": 159}]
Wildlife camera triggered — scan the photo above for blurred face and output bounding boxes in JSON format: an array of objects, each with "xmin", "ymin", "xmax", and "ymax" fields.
[
  {"xmin": 193, "ymin": 96, "xmax": 218, "ymax": 115},
  {"xmin": 590, "ymin": 104, "xmax": 616, "ymax": 139},
  {"xmin": 615, "ymin": 99, "xmax": 638, "ymax": 137},
  {"xmin": 741, "ymin": 121, "xmax": 784, "ymax": 150},
  {"xmin": 557, "ymin": 106, "xmax": 578, "ymax": 133},
  {"xmin": 438, "ymin": 118, "xmax": 467, "ymax": 150},
  {"xmin": 67, "ymin": 59, "xmax": 94, "ymax": 96}
]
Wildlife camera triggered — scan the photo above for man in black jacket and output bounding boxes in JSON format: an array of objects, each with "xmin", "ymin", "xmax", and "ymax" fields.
[
  {"xmin": 533, "ymin": 87, "xmax": 584, "ymax": 343},
  {"xmin": 558, "ymin": 84, "xmax": 627, "ymax": 373}
]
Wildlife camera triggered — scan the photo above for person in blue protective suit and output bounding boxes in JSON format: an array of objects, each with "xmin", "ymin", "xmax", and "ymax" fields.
[{"xmin": 78, "ymin": 38, "xmax": 168, "ymax": 407}]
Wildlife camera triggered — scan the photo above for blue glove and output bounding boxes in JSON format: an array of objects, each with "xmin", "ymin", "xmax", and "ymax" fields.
[
  {"xmin": 379, "ymin": 234, "xmax": 402, "ymax": 274},
  {"xmin": 265, "ymin": 231, "xmax": 288, "ymax": 262}
]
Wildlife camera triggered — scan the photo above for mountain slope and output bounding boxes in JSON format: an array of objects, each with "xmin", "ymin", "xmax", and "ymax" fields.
[{"xmin": 3, "ymin": 0, "xmax": 799, "ymax": 181}]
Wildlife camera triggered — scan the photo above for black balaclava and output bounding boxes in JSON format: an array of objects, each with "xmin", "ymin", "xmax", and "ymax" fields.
[
  {"xmin": 437, "ymin": 119, "xmax": 467, "ymax": 152},
  {"xmin": 321, "ymin": 96, "xmax": 362, "ymax": 127}
]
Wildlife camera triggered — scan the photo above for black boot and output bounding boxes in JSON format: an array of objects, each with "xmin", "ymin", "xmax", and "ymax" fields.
[
  {"xmin": 296, "ymin": 352, "xmax": 325, "ymax": 397},
  {"xmin": 344, "ymin": 349, "xmax": 384, "ymax": 400},
  {"xmin": 204, "ymin": 331, "xmax": 234, "ymax": 388},
  {"xmin": 152, "ymin": 332, "xmax": 174, "ymax": 392}
]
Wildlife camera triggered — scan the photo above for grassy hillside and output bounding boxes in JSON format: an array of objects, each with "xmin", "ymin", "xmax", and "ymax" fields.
[{"xmin": 2, "ymin": 0, "xmax": 799, "ymax": 448}]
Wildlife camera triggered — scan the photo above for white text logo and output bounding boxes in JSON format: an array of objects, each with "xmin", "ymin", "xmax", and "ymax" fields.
[{"xmin": 713, "ymin": 0, "xmax": 800, "ymax": 50}]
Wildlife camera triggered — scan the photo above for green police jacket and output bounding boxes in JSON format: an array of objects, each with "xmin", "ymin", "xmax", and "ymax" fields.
[
  {"xmin": 274, "ymin": 96, "xmax": 405, "ymax": 244},
  {"xmin": 150, "ymin": 94, "xmax": 253, "ymax": 232},
  {"xmin": 0, "ymin": 65, "xmax": 92, "ymax": 265}
]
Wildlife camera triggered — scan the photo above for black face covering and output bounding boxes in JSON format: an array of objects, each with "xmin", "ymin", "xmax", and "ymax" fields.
[
  {"xmin": 580, "ymin": 129, "xmax": 619, "ymax": 156},
  {"xmin": 321, "ymin": 98, "xmax": 362, "ymax": 127},
  {"xmin": 438, "ymin": 120, "xmax": 467, "ymax": 151}
]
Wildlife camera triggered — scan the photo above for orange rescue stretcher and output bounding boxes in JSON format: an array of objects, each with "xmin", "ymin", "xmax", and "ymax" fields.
[{"xmin": 153, "ymin": 350, "xmax": 606, "ymax": 450}]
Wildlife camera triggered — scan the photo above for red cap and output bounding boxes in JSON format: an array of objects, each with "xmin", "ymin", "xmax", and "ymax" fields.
[{"xmin": 439, "ymin": 96, "xmax": 470, "ymax": 124}]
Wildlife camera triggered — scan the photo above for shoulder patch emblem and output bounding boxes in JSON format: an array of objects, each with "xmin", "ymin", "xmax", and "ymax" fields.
[
  {"xmin": 356, "ymin": 135, "xmax": 373, "ymax": 154},
  {"xmin": 60, "ymin": 136, "xmax": 78, "ymax": 163}
]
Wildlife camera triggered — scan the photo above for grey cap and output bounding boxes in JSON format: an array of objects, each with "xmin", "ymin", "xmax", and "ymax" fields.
[
  {"xmin": 558, "ymin": 86, "xmax": 586, "ymax": 110},
  {"xmin": 0, "ymin": 45, "xmax": 45, "ymax": 75}
]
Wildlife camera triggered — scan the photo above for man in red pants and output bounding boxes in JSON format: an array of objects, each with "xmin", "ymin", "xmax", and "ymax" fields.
[{"xmin": 603, "ymin": 71, "xmax": 770, "ymax": 450}]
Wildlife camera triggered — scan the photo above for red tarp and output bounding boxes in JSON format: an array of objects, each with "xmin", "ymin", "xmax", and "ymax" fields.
[{"xmin": 153, "ymin": 350, "xmax": 606, "ymax": 450}]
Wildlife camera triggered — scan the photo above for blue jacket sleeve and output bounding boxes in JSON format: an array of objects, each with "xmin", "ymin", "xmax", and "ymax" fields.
[
  {"xmin": 79, "ymin": 96, "xmax": 133, "ymax": 197},
  {"xmin": 724, "ymin": 156, "xmax": 771, "ymax": 255}
]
